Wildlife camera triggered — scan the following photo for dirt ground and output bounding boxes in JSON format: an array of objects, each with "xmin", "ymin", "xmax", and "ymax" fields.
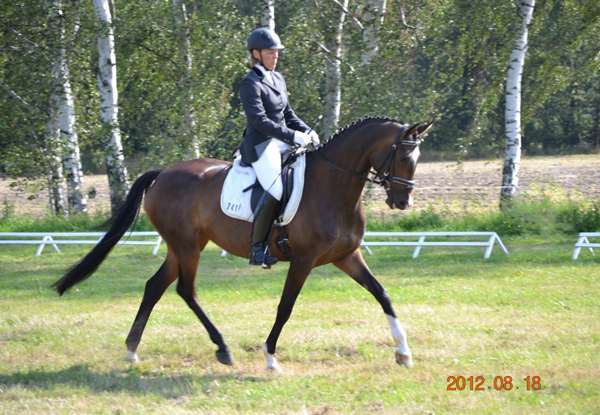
[{"xmin": 1, "ymin": 154, "xmax": 599, "ymax": 218}]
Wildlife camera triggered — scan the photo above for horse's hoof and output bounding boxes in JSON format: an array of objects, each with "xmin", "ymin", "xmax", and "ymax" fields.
[
  {"xmin": 266, "ymin": 361, "xmax": 284, "ymax": 374},
  {"xmin": 216, "ymin": 349, "xmax": 234, "ymax": 366},
  {"xmin": 395, "ymin": 352, "xmax": 413, "ymax": 369},
  {"xmin": 263, "ymin": 343, "xmax": 283, "ymax": 373},
  {"xmin": 125, "ymin": 350, "xmax": 139, "ymax": 364}
]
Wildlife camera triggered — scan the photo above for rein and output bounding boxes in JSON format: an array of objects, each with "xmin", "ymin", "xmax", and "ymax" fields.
[{"xmin": 314, "ymin": 127, "xmax": 421, "ymax": 191}]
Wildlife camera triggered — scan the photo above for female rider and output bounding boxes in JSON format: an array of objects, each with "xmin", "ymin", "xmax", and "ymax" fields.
[{"xmin": 239, "ymin": 28, "xmax": 319, "ymax": 268}]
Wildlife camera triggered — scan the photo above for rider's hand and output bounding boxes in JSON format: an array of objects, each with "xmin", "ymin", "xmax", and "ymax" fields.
[
  {"xmin": 293, "ymin": 131, "xmax": 311, "ymax": 148},
  {"xmin": 308, "ymin": 130, "xmax": 320, "ymax": 145}
]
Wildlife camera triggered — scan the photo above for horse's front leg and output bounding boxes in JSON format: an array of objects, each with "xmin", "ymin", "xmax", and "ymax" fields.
[
  {"xmin": 263, "ymin": 258, "xmax": 313, "ymax": 373},
  {"xmin": 333, "ymin": 249, "xmax": 413, "ymax": 368}
]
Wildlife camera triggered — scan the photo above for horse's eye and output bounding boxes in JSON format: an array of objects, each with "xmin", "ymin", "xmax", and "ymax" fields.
[{"xmin": 400, "ymin": 157, "xmax": 410, "ymax": 164}]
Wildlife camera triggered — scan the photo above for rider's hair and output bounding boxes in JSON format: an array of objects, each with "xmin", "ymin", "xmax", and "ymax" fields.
[{"xmin": 249, "ymin": 50, "xmax": 260, "ymax": 68}]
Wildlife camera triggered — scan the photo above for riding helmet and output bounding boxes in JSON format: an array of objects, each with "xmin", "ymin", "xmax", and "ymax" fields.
[{"xmin": 247, "ymin": 28, "xmax": 285, "ymax": 51}]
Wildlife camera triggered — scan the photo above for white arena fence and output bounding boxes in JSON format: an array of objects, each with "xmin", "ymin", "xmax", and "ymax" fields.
[
  {"xmin": 572, "ymin": 232, "xmax": 600, "ymax": 259},
  {"xmin": 1, "ymin": 231, "xmax": 508, "ymax": 259},
  {"xmin": 221, "ymin": 231, "xmax": 509, "ymax": 259},
  {"xmin": 360, "ymin": 231, "xmax": 508, "ymax": 259},
  {"xmin": 0, "ymin": 232, "xmax": 163, "ymax": 256}
]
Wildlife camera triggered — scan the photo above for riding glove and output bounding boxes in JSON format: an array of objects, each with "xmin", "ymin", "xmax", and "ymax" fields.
[
  {"xmin": 309, "ymin": 130, "xmax": 320, "ymax": 145},
  {"xmin": 293, "ymin": 131, "xmax": 312, "ymax": 148}
]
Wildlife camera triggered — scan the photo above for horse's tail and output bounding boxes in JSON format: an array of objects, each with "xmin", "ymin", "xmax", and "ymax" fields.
[{"xmin": 52, "ymin": 169, "xmax": 163, "ymax": 296}]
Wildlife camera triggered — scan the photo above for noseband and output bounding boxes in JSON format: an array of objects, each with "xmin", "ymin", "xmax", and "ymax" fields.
[{"xmin": 315, "ymin": 126, "xmax": 421, "ymax": 192}]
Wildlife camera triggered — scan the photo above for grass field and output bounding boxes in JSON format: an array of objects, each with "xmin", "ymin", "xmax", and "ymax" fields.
[{"xmin": 1, "ymin": 236, "xmax": 599, "ymax": 414}]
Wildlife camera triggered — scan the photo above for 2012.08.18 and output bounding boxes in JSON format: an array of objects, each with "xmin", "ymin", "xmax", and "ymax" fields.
[{"xmin": 446, "ymin": 376, "xmax": 542, "ymax": 391}]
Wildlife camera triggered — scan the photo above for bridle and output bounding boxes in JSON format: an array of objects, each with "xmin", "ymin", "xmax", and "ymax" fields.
[{"xmin": 315, "ymin": 125, "xmax": 421, "ymax": 192}]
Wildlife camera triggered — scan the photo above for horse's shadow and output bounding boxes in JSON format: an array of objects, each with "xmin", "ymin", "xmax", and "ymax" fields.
[{"xmin": 0, "ymin": 364, "xmax": 266, "ymax": 397}]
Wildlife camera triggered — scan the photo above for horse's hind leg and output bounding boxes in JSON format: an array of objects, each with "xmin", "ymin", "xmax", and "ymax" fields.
[
  {"xmin": 175, "ymin": 245, "xmax": 233, "ymax": 366},
  {"xmin": 333, "ymin": 249, "xmax": 413, "ymax": 369},
  {"xmin": 125, "ymin": 254, "xmax": 179, "ymax": 363}
]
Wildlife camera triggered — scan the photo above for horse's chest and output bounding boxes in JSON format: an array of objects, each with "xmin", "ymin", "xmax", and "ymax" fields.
[{"xmin": 339, "ymin": 232, "xmax": 363, "ymax": 250}]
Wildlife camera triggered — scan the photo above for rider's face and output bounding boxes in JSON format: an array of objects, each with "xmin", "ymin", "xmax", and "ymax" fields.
[{"xmin": 254, "ymin": 49, "xmax": 279, "ymax": 70}]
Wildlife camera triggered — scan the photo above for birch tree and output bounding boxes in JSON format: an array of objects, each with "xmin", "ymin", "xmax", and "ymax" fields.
[
  {"xmin": 500, "ymin": 0, "xmax": 535, "ymax": 209},
  {"xmin": 173, "ymin": 0, "xmax": 200, "ymax": 158},
  {"xmin": 46, "ymin": 0, "xmax": 86, "ymax": 215},
  {"xmin": 54, "ymin": 0, "xmax": 86, "ymax": 214},
  {"xmin": 323, "ymin": 0, "xmax": 348, "ymax": 139},
  {"xmin": 595, "ymin": 102, "xmax": 600, "ymax": 149},
  {"xmin": 45, "ymin": 101, "xmax": 67, "ymax": 216},
  {"xmin": 362, "ymin": 0, "xmax": 386, "ymax": 65},
  {"xmin": 260, "ymin": 0, "xmax": 275, "ymax": 30},
  {"xmin": 93, "ymin": 0, "xmax": 129, "ymax": 213}
]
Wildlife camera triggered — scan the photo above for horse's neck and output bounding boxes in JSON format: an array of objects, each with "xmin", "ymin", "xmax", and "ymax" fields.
[
  {"xmin": 319, "ymin": 122, "xmax": 395, "ymax": 175},
  {"xmin": 309, "ymin": 122, "xmax": 394, "ymax": 210}
]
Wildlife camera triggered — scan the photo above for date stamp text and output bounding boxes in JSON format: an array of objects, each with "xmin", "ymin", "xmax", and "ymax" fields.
[{"xmin": 447, "ymin": 376, "xmax": 542, "ymax": 391}]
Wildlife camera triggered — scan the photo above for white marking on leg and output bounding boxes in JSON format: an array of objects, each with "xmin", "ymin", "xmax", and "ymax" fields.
[
  {"xmin": 124, "ymin": 350, "xmax": 139, "ymax": 363},
  {"xmin": 263, "ymin": 343, "xmax": 283, "ymax": 373},
  {"xmin": 386, "ymin": 314, "xmax": 413, "ymax": 368}
]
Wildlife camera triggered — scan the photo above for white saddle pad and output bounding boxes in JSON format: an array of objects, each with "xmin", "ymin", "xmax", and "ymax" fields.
[{"xmin": 220, "ymin": 154, "xmax": 306, "ymax": 225}]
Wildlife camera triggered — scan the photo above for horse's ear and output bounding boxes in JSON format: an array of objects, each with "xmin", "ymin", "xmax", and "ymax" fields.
[
  {"xmin": 401, "ymin": 123, "xmax": 420, "ymax": 139},
  {"xmin": 417, "ymin": 122, "xmax": 434, "ymax": 137}
]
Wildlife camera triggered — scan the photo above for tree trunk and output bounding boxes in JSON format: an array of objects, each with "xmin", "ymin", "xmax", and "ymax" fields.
[
  {"xmin": 54, "ymin": 0, "xmax": 86, "ymax": 214},
  {"xmin": 260, "ymin": 0, "xmax": 275, "ymax": 30},
  {"xmin": 45, "ymin": 104, "xmax": 66, "ymax": 216},
  {"xmin": 173, "ymin": 0, "xmax": 200, "ymax": 159},
  {"xmin": 362, "ymin": 0, "xmax": 386, "ymax": 65},
  {"xmin": 594, "ymin": 104, "xmax": 600, "ymax": 149},
  {"xmin": 500, "ymin": 0, "xmax": 535, "ymax": 209},
  {"xmin": 93, "ymin": 0, "xmax": 129, "ymax": 214},
  {"xmin": 45, "ymin": 2, "xmax": 66, "ymax": 216},
  {"xmin": 324, "ymin": 0, "xmax": 348, "ymax": 139}
]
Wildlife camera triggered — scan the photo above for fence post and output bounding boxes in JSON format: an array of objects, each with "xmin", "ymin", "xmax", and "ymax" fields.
[
  {"xmin": 484, "ymin": 234, "xmax": 495, "ymax": 259},
  {"xmin": 36, "ymin": 235, "xmax": 60, "ymax": 256},
  {"xmin": 152, "ymin": 236, "xmax": 163, "ymax": 255},
  {"xmin": 412, "ymin": 235, "xmax": 426, "ymax": 258},
  {"xmin": 573, "ymin": 236, "xmax": 594, "ymax": 260}
]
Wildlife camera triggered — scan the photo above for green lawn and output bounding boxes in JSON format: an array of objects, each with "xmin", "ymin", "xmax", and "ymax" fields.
[{"xmin": 0, "ymin": 238, "xmax": 598, "ymax": 414}]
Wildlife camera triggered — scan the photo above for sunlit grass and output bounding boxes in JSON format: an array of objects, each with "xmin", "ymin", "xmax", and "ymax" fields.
[{"xmin": 1, "ymin": 236, "xmax": 599, "ymax": 414}]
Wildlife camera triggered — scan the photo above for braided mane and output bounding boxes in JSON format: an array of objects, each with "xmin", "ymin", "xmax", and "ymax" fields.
[{"xmin": 307, "ymin": 115, "xmax": 405, "ymax": 154}]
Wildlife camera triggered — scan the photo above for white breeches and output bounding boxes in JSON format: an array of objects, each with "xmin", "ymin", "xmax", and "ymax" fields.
[{"xmin": 251, "ymin": 139, "xmax": 292, "ymax": 201}]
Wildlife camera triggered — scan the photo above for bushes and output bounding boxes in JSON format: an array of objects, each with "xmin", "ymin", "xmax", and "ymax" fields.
[
  {"xmin": 367, "ymin": 203, "xmax": 537, "ymax": 235},
  {"xmin": 557, "ymin": 201, "xmax": 600, "ymax": 233},
  {"xmin": 0, "ymin": 204, "xmax": 153, "ymax": 233},
  {"xmin": 368, "ymin": 207, "xmax": 445, "ymax": 232},
  {"xmin": 455, "ymin": 209, "xmax": 533, "ymax": 236},
  {"xmin": 367, "ymin": 199, "xmax": 600, "ymax": 236}
]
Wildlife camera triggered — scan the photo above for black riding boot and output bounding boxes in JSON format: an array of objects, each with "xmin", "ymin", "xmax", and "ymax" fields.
[{"xmin": 249, "ymin": 192, "xmax": 279, "ymax": 268}]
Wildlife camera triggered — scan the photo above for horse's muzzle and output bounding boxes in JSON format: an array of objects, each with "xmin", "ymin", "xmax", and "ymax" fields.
[{"xmin": 385, "ymin": 193, "xmax": 413, "ymax": 210}]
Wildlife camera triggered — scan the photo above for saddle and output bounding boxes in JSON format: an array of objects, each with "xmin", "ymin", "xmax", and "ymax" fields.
[{"xmin": 220, "ymin": 150, "xmax": 306, "ymax": 226}]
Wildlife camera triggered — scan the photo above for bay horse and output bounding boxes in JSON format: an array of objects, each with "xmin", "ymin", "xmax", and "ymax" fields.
[{"xmin": 53, "ymin": 117, "xmax": 432, "ymax": 372}]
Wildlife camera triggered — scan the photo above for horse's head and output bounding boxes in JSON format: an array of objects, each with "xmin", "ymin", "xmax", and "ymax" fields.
[{"xmin": 371, "ymin": 122, "xmax": 433, "ymax": 210}]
